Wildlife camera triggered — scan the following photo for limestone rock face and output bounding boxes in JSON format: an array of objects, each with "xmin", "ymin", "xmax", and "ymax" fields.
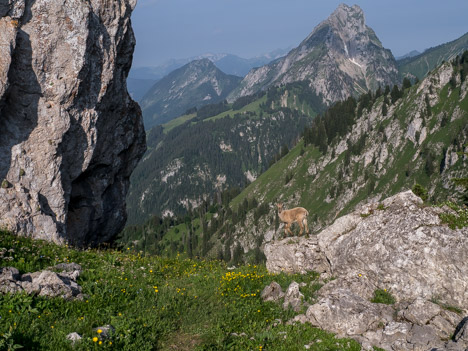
[
  {"xmin": 264, "ymin": 236, "xmax": 330, "ymax": 275},
  {"xmin": 0, "ymin": 0, "xmax": 146, "ymax": 246},
  {"xmin": 264, "ymin": 191, "xmax": 468, "ymax": 350}
]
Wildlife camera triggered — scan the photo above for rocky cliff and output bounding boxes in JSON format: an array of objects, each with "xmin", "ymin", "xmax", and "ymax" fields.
[
  {"xmin": 0, "ymin": 0, "xmax": 146, "ymax": 246},
  {"xmin": 228, "ymin": 4, "xmax": 399, "ymax": 104},
  {"xmin": 265, "ymin": 191, "xmax": 468, "ymax": 350}
]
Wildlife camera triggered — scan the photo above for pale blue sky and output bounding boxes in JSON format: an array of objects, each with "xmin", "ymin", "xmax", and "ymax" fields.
[{"xmin": 132, "ymin": 0, "xmax": 468, "ymax": 67}]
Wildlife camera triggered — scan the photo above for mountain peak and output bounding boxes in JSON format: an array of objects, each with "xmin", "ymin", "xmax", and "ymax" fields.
[
  {"xmin": 140, "ymin": 58, "xmax": 241, "ymax": 128},
  {"xmin": 229, "ymin": 3, "xmax": 398, "ymax": 104},
  {"xmin": 188, "ymin": 58, "xmax": 216, "ymax": 69},
  {"xmin": 332, "ymin": 3, "xmax": 364, "ymax": 22},
  {"xmin": 320, "ymin": 3, "xmax": 366, "ymax": 41}
]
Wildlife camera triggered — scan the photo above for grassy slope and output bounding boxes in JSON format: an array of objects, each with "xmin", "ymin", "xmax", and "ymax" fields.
[
  {"xmin": 0, "ymin": 231, "xmax": 360, "ymax": 351},
  {"xmin": 162, "ymin": 113, "xmax": 197, "ymax": 133},
  {"xmin": 162, "ymin": 95, "xmax": 268, "ymax": 134},
  {"xmin": 205, "ymin": 95, "xmax": 268, "ymax": 122}
]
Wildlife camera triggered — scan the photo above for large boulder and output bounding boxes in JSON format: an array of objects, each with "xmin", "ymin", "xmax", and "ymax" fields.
[
  {"xmin": 0, "ymin": 264, "xmax": 83, "ymax": 300},
  {"xmin": 0, "ymin": 0, "xmax": 146, "ymax": 246},
  {"xmin": 264, "ymin": 191, "xmax": 468, "ymax": 350}
]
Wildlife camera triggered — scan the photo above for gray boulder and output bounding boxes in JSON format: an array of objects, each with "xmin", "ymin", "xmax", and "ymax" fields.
[
  {"xmin": 305, "ymin": 288, "xmax": 394, "ymax": 337},
  {"xmin": 282, "ymin": 282, "xmax": 304, "ymax": 312},
  {"xmin": 0, "ymin": 267, "xmax": 23, "ymax": 293},
  {"xmin": 264, "ymin": 191, "xmax": 468, "ymax": 350},
  {"xmin": 21, "ymin": 270, "xmax": 82, "ymax": 300},
  {"xmin": 264, "ymin": 236, "xmax": 331, "ymax": 275},
  {"xmin": 261, "ymin": 281, "xmax": 284, "ymax": 302},
  {"xmin": 0, "ymin": 264, "xmax": 82, "ymax": 300},
  {"xmin": 66, "ymin": 332, "xmax": 82, "ymax": 344}
]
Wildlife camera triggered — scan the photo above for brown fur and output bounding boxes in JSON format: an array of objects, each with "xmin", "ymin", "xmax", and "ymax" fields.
[{"xmin": 276, "ymin": 203, "xmax": 309, "ymax": 237}]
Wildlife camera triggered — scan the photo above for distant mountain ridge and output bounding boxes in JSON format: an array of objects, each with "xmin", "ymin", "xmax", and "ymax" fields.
[
  {"xmin": 398, "ymin": 31, "xmax": 468, "ymax": 80},
  {"xmin": 130, "ymin": 48, "xmax": 292, "ymax": 80},
  {"xmin": 140, "ymin": 59, "xmax": 242, "ymax": 129},
  {"xmin": 228, "ymin": 4, "xmax": 400, "ymax": 104},
  {"xmin": 395, "ymin": 50, "xmax": 421, "ymax": 60}
]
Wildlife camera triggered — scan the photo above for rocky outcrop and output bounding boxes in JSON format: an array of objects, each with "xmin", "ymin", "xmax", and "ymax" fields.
[
  {"xmin": 229, "ymin": 4, "xmax": 399, "ymax": 103},
  {"xmin": 0, "ymin": 263, "xmax": 83, "ymax": 300},
  {"xmin": 264, "ymin": 191, "xmax": 468, "ymax": 350},
  {"xmin": 0, "ymin": 0, "xmax": 146, "ymax": 246}
]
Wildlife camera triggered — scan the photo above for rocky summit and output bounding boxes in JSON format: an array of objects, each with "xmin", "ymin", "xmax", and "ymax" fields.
[
  {"xmin": 265, "ymin": 191, "xmax": 468, "ymax": 350},
  {"xmin": 229, "ymin": 4, "xmax": 399, "ymax": 104},
  {"xmin": 0, "ymin": 0, "xmax": 146, "ymax": 246}
]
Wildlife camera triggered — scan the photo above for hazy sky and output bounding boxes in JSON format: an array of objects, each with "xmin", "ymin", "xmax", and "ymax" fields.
[{"xmin": 131, "ymin": 0, "xmax": 468, "ymax": 67}]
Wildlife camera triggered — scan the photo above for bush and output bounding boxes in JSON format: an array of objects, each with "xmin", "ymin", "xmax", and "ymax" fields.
[
  {"xmin": 439, "ymin": 202, "xmax": 468, "ymax": 229},
  {"xmin": 412, "ymin": 184, "xmax": 428, "ymax": 202},
  {"xmin": 371, "ymin": 289, "xmax": 395, "ymax": 305}
]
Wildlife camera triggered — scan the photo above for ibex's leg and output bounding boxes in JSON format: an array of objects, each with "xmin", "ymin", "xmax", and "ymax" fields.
[
  {"xmin": 298, "ymin": 220, "xmax": 304, "ymax": 236},
  {"xmin": 285, "ymin": 223, "xmax": 293, "ymax": 237},
  {"xmin": 303, "ymin": 218, "xmax": 309, "ymax": 236}
]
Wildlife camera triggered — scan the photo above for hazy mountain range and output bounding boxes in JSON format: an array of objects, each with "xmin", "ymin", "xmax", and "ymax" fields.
[
  {"xmin": 126, "ymin": 3, "xmax": 468, "ymax": 226},
  {"xmin": 129, "ymin": 48, "xmax": 292, "ymax": 81}
]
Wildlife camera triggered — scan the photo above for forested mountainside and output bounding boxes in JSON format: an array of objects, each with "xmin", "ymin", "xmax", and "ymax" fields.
[
  {"xmin": 398, "ymin": 32, "xmax": 468, "ymax": 80},
  {"xmin": 228, "ymin": 4, "xmax": 399, "ymax": 105},
  {"xmin": 120, "ymin": 54, "xmax": 468, "ymax": 262},
  {"xmin": 221, "ymin": 54, "xmax": 468, "ymax": 256},
  {"xmin": 140, "ymin": 59, "xmax": 242, "ymax": 129},
  {"xmin": 126, "ymin": 81, "xmax": 326, "ymax": 226}
]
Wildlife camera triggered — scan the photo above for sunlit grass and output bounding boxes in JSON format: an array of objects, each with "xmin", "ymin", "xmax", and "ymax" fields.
[{"xmin": 0, "ymin": 231, "xmax": 360, "ymax": 350}]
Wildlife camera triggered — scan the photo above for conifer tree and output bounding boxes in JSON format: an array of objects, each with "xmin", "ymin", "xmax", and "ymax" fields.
[
  {"xmin": 402, "ymin": 77, "xmax": 412, "ymax": 90},
  {"xmin": 382, "ymin": 101, "xmax": 388, "ymax": 116},
  {"xmin": 390, "ymin": 85, "xmax": 402, "ymax": 103}
]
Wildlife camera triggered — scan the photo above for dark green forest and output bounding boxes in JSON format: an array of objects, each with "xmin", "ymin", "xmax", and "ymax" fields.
[{"xmin": 126, "ymin": 82, "xmax": 326, "ymax": 226}]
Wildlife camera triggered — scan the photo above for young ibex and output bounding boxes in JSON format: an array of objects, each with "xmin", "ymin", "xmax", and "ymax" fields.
[{"xmin": 276, "ymin": 203, "xmax": 309, "ymax": 237}]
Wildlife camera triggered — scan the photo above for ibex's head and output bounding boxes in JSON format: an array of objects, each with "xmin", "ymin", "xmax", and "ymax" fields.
[{"xmin": 276, "ymin": 203, "xmax": 283, "ymax": 212}]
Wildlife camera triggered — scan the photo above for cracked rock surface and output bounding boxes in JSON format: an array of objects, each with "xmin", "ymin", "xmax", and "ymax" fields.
[
  {"xmin": 0, "ymin": 0, "xmax": 146, "ymax": 246},
  {"xmin": 0, "ymin": 263, "xmax": 83, "ymax": 300},
  {"xmin": 264, "ymin": 191, "xmax": 468, "ymax": 350}
]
